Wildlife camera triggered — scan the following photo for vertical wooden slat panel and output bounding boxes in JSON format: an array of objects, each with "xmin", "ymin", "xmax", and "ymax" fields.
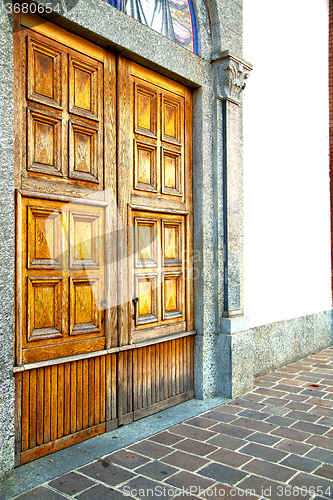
[
  {"xmin": 15, "ymin": 374, "xmax": 22, "ymax": 462},
  {"xmin": 29, "ymin": 369, "xmax": 37, "ymax": 449},
  {"xmin": 106, "ymin": 354, "xmax": 112, "ymax": 421},
  {"xmin": 159, "ymin": 342, "xmax": 164, "ymax": 403},
  {"xmin": 94, "ymin": 356, "xmax": 101, "ymax": 425},
  {"xmin": 44, "ymin": 366, "xmax": 51, "ymax": 444},
  {"xmin": 82, "ymin": 358, "xmax": 89, "ymax": 429},
  {"xmin": 164, "ymin": 342, "xmax": 168, "ymax": 400},
  {"xmin": 133, "ymin": 349, "xmax": 138, "ymax": 411},
  {"xmin": 184, "ymin": 336, "xmax": 188, "ymax": 392},
  {"xmin": 100, "ymin": 355, "xmax": 106, "ymax": 423},
  {"xmin": 175, "ymin": 339, "xmax": 180, "ymax": 395},
  {"xmin": 50, "ymin": 365, "xmax": 58, "ymax": 441},
  {"xmin": 155, "ymin": 343, "xmax": 159, "ymax": 403},
  {"xmin": 137, "ymin": 348, "xmax": 142, "ymax": 410},
  {"xmin": 146, "ymin": 346, "xmax": 151, "ymax": 407},
  {"xmin": 179, "ymin": 337, "xmax": 184, "ymax": 394},
  {"xmin": 151, "ymin": 344, "xmax": 156, "ymax": 406},
  {"xmin": 171, "ymin": 340, "xmax": 176, "ymax": 397},
  {"xmin": 127, "ymin": 350, "xmax": 133, "ymax": 414},
  {"xmin": 142, "ymin": 347, "xmax": 147, "ymax": 408},
  {"xmin": 167, "ymin": 341, "xmax": 172, "ymax": 399},
  {"xmin": 117, "ymin": 352, "xmax": 123, "ymax": 425},
  {"xmin": 36, "ymin": 368, "xmax": 44, "ymax": 446},
  {"xmin": 111, "ymin": 353, "xmax": 117, "ymax": 420},
  {"xmin": 76, "ymin": 360, "xmax": 83, "ymax": 432},
  {"xmin": 70, "ymin": 362, "xmax": 77, "ymax": 434},
  {"xmin": 64, "ymin": 363, "xmax": 71, "ymax": 436},
  {"xmin": 88, "ymin": 358, "xmax": 95, "ymax": 428},
  {"xmin": 57, "ymin": 363, "xmax": 64, "ymax": 438},
  {"xmin": 21, "ymin": 370, "xmax": 30, "ymax": 452},
  {"xmin": 189, "ymin": 336, "xmax": 194, "ymax": 390}
]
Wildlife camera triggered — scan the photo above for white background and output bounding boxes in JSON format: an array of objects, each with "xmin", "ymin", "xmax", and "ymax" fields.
[{"xmin": 243, "ymin": 0, "xmax": 331, "ymax": 327}]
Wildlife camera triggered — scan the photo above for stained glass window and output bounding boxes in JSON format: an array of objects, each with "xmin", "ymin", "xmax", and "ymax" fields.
[{"xmin": 103, "ymin": 0, "xmax": 198, "ymax": 54}]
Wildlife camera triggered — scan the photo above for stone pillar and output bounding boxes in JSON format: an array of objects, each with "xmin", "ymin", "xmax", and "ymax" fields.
[
  {"xmin": 212, "ymin": 51, "xmax": 254, "ymax": 398},
  {"xmin": 0, "ymin": 6, "xmax": 15, "ymax": 481}
]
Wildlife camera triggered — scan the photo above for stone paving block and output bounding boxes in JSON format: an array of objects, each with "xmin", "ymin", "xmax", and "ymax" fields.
[
  {"xmin": 245, "ymin": 432, "xmax": 281, "ymax": 446},
  {"xmin": 325, "ymin": 430, "xmax": 333, "ymax": 438},
  {"xmin": 240, "ymin": 442, "xmax": 287, "ymax": 463},
  {"xmin": 261, "ymin": 397, "xmax": 288, "ymax": 407},
  {"xmin": 220, "ymin": 404, "xmax": 243, "ymax": 414},
  {"xmin": 232, "ymin": 400, "xmax": 266, "ymax": 411},
  {"xmin": 148, "ymin": 432, "xmax": 185, "ymax": 446},
  {"xmin": 265, "ymin": 415, "xmax": 296, "ymax": 427},
  {"xmin": 78, "ymin": 460, "xmax": 135, "ymax": 487},
  {"xmin": 171, "ymin": 424, "xmax": 217, "ymax": 441},
  {"xmin": 314, "ymin": 464, "xmax": 333, "ymax": 480},
  {"xmin": 198, "ymin": 483, "xmax": 259, "ymax": 499},
  {"xmin": 207, "ymin": 433, "xmax": 247, "ymax": 451},
  {"xmin": 128, "ymin": 440, "xmax": 173, "ymax": 459},
  {"xmin": 253, "ymin": 388, "xmax": 287, "ymax": 398},
  {"xmin": 301, "ymin": 389, "xmax": 327, "ymax": 398},
  {"xmin": 202, "ymin": 410, "xmax": 237, "ymax": 424},
  {"xmin": 173, "ymin": 438, "xmax": 218, "ymax": 456},
  {"xmin": 185, "ymin": 416, "xmax": 217, "ymax": 429},
  {"xmin": 198, "ymin": 462, "xmax": 248, "ymax": 486},
  {"xmin": 48, "ymin": 472, "xmax": 96, "ymax": 495},
  {"xmin": 254, "ymin": 380, "xmax": 275, "ymax": 388},
  {"xmin": 306, "ymin": 435, "xmax": 333, "ymax": 451},
  {"xmin": 13, "ymin": 486, "xmax": 68, "ymax": 500},
  {"xmin": 120, "ymin": 476, "xmax": 174, "ymax": 499},
  {"xmin": 243, "ymin": 393, "xmax": 268, "ymax": 402},
  {"xmin": 306, "ymin": 447, "xmax": 333, "ymax": 465},
  {"xmin": 104, "ymin": 449, "xmax": 151, "ymax": 469},
  {"xmin": 241, "ymin": 457, "xmax": 296, "ymax": 482},
  {"xmin": 309, "ymin": 406, "xmax": 333, "ymax": 417},
  {"xmin": 282, "ymin": 393, "xmax": 311, "ymax": 402},
  {"xmin": 285, "ymin": 410, "xmax": 321, "ymax": 423},
  {"xmin": 307, "ymin": 398, "xmax": 333, "ymax": 408},
  {"xmin": 237, "ymin": 475, "xmax": 311, "ymax": 500},
  {"xmin": 209, "ymin": 422, "xmax": 253, "ymax": 439},
  {"xmin": 207, "ymin": 448, "xmax": 252, "ymax": 467},
  {"xmin": 273, "ymin": 438, "xmax": 313, "ymax": 455},
  {"xmin": 289, "ymin": 472, "xmax": 333, "ymax": 499},
  {"xmin": 291, "ymin": 421, "xmax": 330, "ymax": 435},
  {"xmin": 285, "ymin": 401, "xmax": 314, "ymax": 412},
  {"xmin": 165, "ymin": 470, "xmax": 215, "ymax": 492},
  {"xmin": 280, "ymin": 454, "xmax": 321, "ymax": 473},
  {"xmin": 279, "ymin": 378, "xmax": 305, "ymax": 387},
  {"xmin": 271, "ymin": 426, "xmax": 311, "ymax": 442},
  {"xmin": 259, "ymin": 405, "xmax": 290, "ymax": 416},
  {"xmin": 135, "ymin": 460, "xmax": 178, "ymax": 481},
  {"xmin": 317, "ymin": 416, "xmax": 333, "ymax": 427},
  {"xmin": 238, "ymin": 410, "xmax": 271, "ymax": 421},
  {"xmin": 162, "ymin": 450, "xmax": 209, "ymax": 471},
  {"xmin": 232, "ymin": 417, "xmax": 277, "ymax": 434},
  {"xmin": 76, "ymin": 484, "xmax": 136, "ymax": 500},
  {"xmin": 273, "ymin": 384, "xmax": 303, "ymax": 393}
]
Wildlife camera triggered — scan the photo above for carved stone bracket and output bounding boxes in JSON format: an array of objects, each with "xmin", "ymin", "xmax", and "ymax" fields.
[{"xmin": 212, "ymin": 51, "xmax": 253, "ymax": 104}]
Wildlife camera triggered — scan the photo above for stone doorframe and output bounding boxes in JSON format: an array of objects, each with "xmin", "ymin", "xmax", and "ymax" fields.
[{"xmin": 0, "ymin": 0, "xmax": 252, "ymax": 480}]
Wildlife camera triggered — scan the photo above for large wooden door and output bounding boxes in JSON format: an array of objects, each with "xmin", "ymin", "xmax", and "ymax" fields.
[{"xmin": 14, "ymin": 13, "xmax": 194, "ymax": 465}]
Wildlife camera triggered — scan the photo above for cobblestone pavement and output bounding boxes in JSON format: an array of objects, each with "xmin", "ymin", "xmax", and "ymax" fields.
[{"xmin": 9, "ymin": 348, "xmax": 333, "ymax": 500}]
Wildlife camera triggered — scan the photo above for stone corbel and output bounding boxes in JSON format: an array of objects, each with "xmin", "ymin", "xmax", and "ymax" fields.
[{"xmin": 212, "ymin": 51, "xmax": 253, "ymax": 104}]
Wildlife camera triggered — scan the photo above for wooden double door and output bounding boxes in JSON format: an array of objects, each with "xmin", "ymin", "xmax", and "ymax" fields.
[{"xmin": 13, "ymin": 13, "xmax": 194, "ymax": 465}]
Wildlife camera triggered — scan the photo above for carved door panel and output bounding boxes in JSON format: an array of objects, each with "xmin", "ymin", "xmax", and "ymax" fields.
[
  {"xmin": 117, "ymin": 58, "xmax": 194, "ymax": 422},
  {"xmin": 14, "ymin": 15, "xmax": 117, "ymax": 465}
]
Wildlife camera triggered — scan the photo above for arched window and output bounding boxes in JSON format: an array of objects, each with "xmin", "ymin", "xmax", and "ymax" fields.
[{"xmin": 103, "ymin": 0, "xmax": 198, "ymax": 54}]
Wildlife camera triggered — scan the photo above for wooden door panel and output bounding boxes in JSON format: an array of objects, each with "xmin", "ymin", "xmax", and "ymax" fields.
[
  {"xmin": 27, "ymin": 35, "xmax": 63, "ymax": 109},
  {"xmin": 21, "ymin": 195, "xmax": 106, "ymax": 363}
]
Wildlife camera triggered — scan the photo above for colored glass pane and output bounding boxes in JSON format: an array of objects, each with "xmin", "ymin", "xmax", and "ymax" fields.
[{"xmin": 103, "ymin": 0, "xmax": 198, "ymax": 53}]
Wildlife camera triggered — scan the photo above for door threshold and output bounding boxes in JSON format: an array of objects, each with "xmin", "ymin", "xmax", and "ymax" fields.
[{"xmin": 2, "ymin": 396, "xmax": 228, "ymax": 500}]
